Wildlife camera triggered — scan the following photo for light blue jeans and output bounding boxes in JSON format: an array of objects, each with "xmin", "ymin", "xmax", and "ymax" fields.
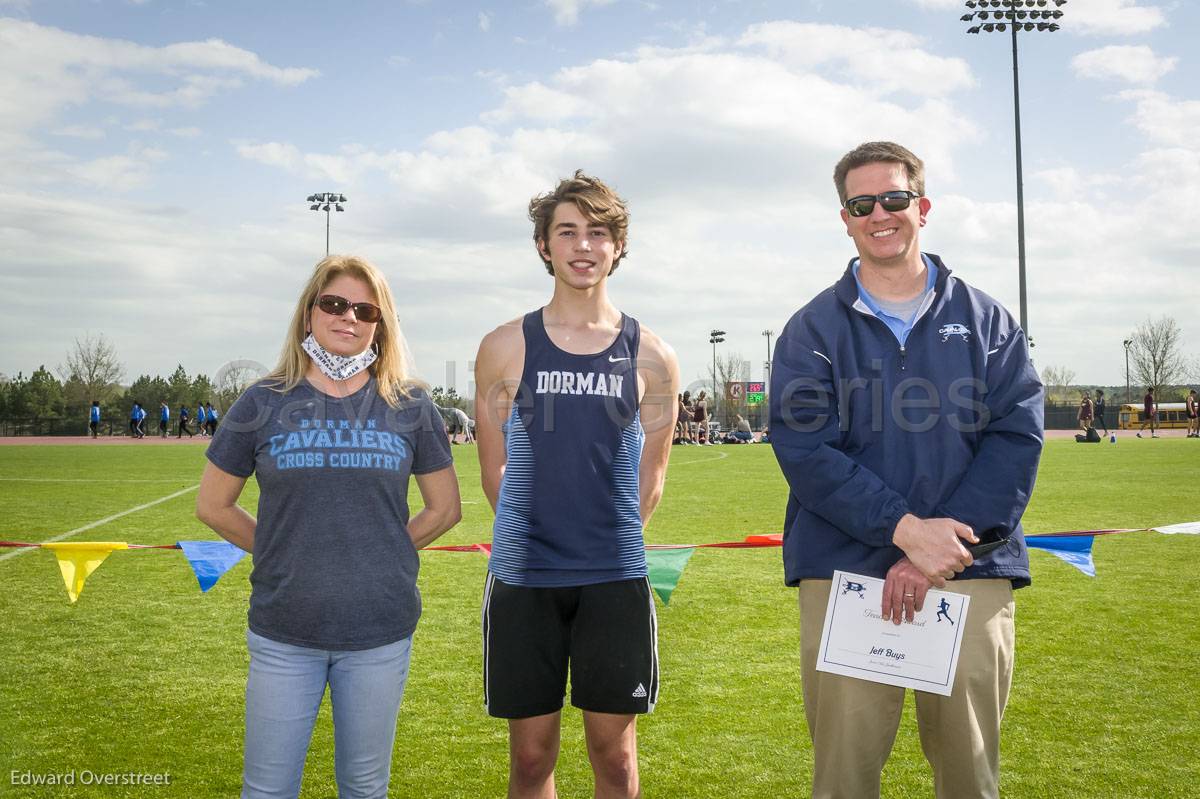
[{"xmin": 242, "ymin": 629, "xmax": 413, "ymax": 799}]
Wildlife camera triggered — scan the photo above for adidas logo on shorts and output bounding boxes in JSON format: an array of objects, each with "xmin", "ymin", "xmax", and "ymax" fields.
[{"xmin": 632, "ymin": 683, "xmax": 647, "ymax": 699}]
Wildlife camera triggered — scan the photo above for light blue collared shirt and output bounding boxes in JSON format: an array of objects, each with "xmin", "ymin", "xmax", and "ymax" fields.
[{"xmin": 852, "ymin": 253, "xmax": 937, "ymax": 346}]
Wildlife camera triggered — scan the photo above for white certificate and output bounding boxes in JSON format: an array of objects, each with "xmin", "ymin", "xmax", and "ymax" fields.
[{"xmin": 815, "ymin": 570, "xmax": 970, "ymax": 697}]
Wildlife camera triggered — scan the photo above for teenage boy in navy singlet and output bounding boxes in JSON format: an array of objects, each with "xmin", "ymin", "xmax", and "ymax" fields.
[{"xmin": 475, "ymin": 171, "xmax": 680, "ymax": 799}]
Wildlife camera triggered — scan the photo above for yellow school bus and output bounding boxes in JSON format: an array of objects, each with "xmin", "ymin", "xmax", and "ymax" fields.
[{"xmin": 1118, "ymin": 402, "xmax": 1190, "ymax": 430}]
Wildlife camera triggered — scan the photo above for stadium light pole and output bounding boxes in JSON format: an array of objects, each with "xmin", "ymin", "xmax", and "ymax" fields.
[
  {"xmin": 1123, "ymin": 337, "xmax": 1133, "ymax": 405},
  {"xmin": 709, "ymin": 329, "xmax": 726, "ymax": 424},
  {"xmin": 762, "ymin": 329, "xmax": 774, "ymax": 399},
  {"xmin": 307, "ymin": 192, "xmax": 348, "ymax": 256},
  {"xmin": 962, "ymin": 0, "xmax": 1066, "ymax": 339}
]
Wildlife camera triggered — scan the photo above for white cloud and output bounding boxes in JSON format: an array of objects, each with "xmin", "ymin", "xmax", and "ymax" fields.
[
  {"xmin": 739, "ymin": 22, "xmax": 974, "ymax": 96},
  {"xmin": 1032, "ymin": 166, "xmax": 1121, "ymax": 200},
  {"xmin": 479, "ymin": 11, "xmax": 492, "ymax": 32},
  {"xmin": 61, "ymin": 143, "xmax": 167, "ymax": 191},
  {"xmin": 236, "ymin": 140, "xmax": 303, "ymax": 172},
  {"xmin": 1066, "ymin": 0, "xmax": 1167, "ymax": 36},
  {"xmin": 51, "ymin": 125, "xmax": 105, "ymax": 139},
  {"xmin": 1118, "ymin": 89, "xmax": 1200, "ymax": 147},
  {"xmin": 0, "ymin": 18, "xmax": 318, "ymax": 136},
  {"xmin": 544, "ymin": 0, "xmax": 614, "ymax": 27},
  {"xmin": 905, "ymin": 0, "xmax": 960, "ymax": 8},
  {"xmin": 1072, "ymin": 45, "xmax": 1176, "ymax": 84}
]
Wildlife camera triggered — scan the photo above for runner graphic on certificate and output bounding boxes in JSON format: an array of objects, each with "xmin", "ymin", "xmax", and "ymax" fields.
[{"xmin": 816, "ymin": 570, "xmax": 971, "ymax": 697}]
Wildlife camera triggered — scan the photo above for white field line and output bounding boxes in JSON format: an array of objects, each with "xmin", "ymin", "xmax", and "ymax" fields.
[
  {"xmin": 0, "ymin": 484, "xmax": 199, "ymax": 562},
  {"xmin": 0, "ymin": 478, "xmax": 193, "ymax": 483},
  {"xmin": 670, "ymin": 450, "xmax": 730, "ymax": 466}
]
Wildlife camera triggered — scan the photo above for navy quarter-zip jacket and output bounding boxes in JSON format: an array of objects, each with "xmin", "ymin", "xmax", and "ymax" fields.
[{"xmin": 769, "ymin": 254, "xmax": 1044, "ymax": 588}]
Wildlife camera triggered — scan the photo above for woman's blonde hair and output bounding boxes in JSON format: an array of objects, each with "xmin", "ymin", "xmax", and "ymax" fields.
[{"xmin": 266, "ymin": 254, "xmax": 422, "ymax": 407}]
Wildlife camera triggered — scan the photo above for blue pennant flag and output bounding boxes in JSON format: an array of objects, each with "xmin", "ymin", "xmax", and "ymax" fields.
[
  {"xmin": 1025, "ymin": 535, "xmax": 1095, "ymax": 577},
  {"xmin": 177, "ymin": 540, "xmax": 247, "ymax": 592}
]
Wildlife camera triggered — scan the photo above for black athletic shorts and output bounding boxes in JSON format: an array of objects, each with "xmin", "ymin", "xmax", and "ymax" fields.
[{"xmin": 482, "ymin": 574, "xmax": 659, "ymax": 719}]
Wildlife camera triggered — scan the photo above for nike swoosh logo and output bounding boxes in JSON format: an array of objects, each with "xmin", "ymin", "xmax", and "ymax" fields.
[{"xmin": 608, "ymin": 355, "xmax": 630, "ymax": 362}]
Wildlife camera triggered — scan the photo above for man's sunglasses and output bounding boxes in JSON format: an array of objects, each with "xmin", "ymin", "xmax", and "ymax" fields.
[
  {"xmin": 843, "ymin": 190, "xmax": 921, "ymax": 218},
  {"xmin": 315, "ymin": 294, "xmax": 382, "ymax": 323}
]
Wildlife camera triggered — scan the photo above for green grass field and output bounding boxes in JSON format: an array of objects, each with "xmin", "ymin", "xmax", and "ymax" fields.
[{"xmin": 0, "ymin": 440, "xmax": 1197, "ymax": 798}]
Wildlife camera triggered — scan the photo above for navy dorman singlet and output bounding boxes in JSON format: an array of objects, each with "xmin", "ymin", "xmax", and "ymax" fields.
[{"xmin": 488, "ymin": 308, "xmax": 646, "ymax": 587}]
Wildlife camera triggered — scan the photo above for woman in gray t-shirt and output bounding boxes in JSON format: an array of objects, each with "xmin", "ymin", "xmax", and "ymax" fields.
[{"xmin": 197, "ymin": 254, "xmax": 461, "ymax": 799}]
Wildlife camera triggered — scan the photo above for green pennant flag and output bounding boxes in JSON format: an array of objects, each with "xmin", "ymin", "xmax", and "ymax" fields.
[{"xmin": 646, "ymin": 547, "xmax": 696, "ymax": 605}]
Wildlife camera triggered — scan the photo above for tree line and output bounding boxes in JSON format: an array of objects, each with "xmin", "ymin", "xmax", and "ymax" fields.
[{"xmin": 0, "ymin": 334, "xmax": 242, "ymax": 424}]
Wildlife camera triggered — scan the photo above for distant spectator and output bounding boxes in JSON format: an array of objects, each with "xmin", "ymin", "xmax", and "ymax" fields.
[
  {"xmin": 680, "ymin": 391, "xmax": 696, "ymax": 445},
  {"xmin": 89, "ymin": 401, "xmax": 100, "ymax": 439},
  {"xmin": 178, "ymin": 404, "xmax": 193, "ymax": 438},
  {"xmin": 724, "ymin": 414, "xmax": 754, "ymax": 443},
  {"xmin": 1093, "ymin": 389, "xmax": 1108, "ymax": 436},
  {"xmin": 451, "ymin": 407, "xmax": 474, "ymax": 444},
  {"xmin": 1137, "ymin": 388, "xmax": 1158, "ymax": 438},
  {"xmin": 1077, "ymin": 391, "xmax": 1093, "ymax": 432},
  {"xmin": 1186, "ymin": 389, "xmax": 1198, "ymax": 438},
  {"xmin": 196, "ymin": 403, "xmax": 208, "ymax": 438},
  {"xmin": 206, "ymin": 402, "xmax": 219, "ymax": 436},
  {"xmin": 675, "ymin": 393, "xmax": 693, "ymax": 445},
  {"xmin": 135, "ymin": 402, "xmax": 147, "ymax": 438},
  {"xmin": 693, "ymin": 390, "xmax": 710, "ymax": 445},
  {"xmin": 159, "ymin": 402, "xmax": 171, "ymax": 438},
  {"xmin": 436, "ymin": 405, "xmax": 473, "ymax": 444},
  {"xmin": 129, "ymin": 402, "xmax": 140, "ymax": 438}
]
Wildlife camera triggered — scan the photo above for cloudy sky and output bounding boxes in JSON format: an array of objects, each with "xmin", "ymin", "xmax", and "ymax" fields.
[{"xmin": 0, "ymin": 0, "xmax": 1193, "ymax": 395}]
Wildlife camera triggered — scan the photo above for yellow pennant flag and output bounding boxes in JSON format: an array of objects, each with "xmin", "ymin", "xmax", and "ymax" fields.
[{"xmin": 41, "ymin": 542, "xmax": 129, "ymax": 604}]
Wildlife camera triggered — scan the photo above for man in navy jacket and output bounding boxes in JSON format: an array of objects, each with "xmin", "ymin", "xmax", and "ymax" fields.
[{"xmin": 769, "ymin": 141, "xmax": 1043, "ymax": 799}]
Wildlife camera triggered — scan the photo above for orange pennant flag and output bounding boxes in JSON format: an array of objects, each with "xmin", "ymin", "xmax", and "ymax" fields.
[{"xmin": 41, "ymin": 542, "xmax": 129, "ymax": 603}]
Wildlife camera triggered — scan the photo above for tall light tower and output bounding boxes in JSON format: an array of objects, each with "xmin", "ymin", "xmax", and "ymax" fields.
[
  {"xmin": 1123, "ymin": 337, "xmax": 1133, "ymax": 405},
  {"xmin": 962, "ymin": 0, "xmax": 1066, "ymax": 339},
  {"xmin": 709, "ymin": 329, "xmax": 726, "ymax": 424},
  {"xmin": 762, "ymin": 329, "xmax": 774, "ymax": 399},
  {"xmin": 307, "ymin": 192, "xmax": 348, "ymax": 256}
]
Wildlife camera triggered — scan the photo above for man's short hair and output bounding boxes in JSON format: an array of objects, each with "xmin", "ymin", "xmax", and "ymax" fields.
[
  {"xmin": 528, "ymin": 170, "xmax": 630, "ymax": 275},
  {"xmin": 833, "ymin": 142, "xmax": 926, "ymax": 205}
]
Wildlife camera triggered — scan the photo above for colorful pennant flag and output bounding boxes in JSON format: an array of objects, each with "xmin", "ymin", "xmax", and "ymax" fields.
[
  {"xmin": 1025, "ymin": 535, "xmax": 1096, "ymax": 577},
  {"xmin": 646, "ymin": 547, "xmax": 696, "ymax": 604},
  {"xmin": 4, "ymin": 521, "xmax": 1199, "ymax": 605},
  {"xmin": 177, "ymin": 540, "xmax": 247, "ymax": 592},
  {"xmin": 41, "ymin": 542, "xmax": 129, "ymax": 603},
  {"xmin": 1153, "ymin": 522, "xmax": 1200, "ymax": 535}
]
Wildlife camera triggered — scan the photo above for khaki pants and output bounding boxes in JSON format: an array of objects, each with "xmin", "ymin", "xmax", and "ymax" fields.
[{"xmin": 799, "ymin": 578, "xmax": 1015, "ymax": 799}]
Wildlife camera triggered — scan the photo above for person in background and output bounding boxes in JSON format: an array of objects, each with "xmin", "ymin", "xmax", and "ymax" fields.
[
  {"xmin": 196, "ymin": 254, "xmax": 461, "ymax": 799},
  {"xmin": 1137, "ymin": 387, "xmax": 1158, "ymax": 438},
  {"xmin": 451, "ymin": 407, "xmax": 474, "ymax": 444},
  {"xmin": 730, "ymin": 413, "xmax": 754, "ymax": 443},
  {"xmin": 1093, "ymin": 389, "xmax": 1108, "ymax": 436},
  {"xmin": 680, "ymin": 391, "xmax": 695, "ymax": 445},
  {"xmin": 178, "ymin": 404, "xmax": 193, "ymax": 438},
  {"xmin": 159, "ymin": 401, "xmax": 171, "ymax": 438},
  {"xmin": 1077, "ymin": 391, "xmax": 1094, "ymax": 433},
  {"xmin": 89, "ymin": 400, "xmax": 101, "ymax": 438},
  {"xmin": 1186, "ymin": 389, "xmax": 1197, "ymax": 438},
  {"xmin": 693, "ymin": 390, "xmax": 710, "ymax": 445},
  {"xmin": 206, "ymin": 402, "xmax": 219, "ymax": 436},
  {"xmin": 196, "ymin": 402, "xmax": 208, "ymax": 438}
]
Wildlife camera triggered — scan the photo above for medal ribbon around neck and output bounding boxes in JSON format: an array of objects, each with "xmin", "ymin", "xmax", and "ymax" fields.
[{"xmin": 302, "ymin": 334, "xmax": 378, "ymax": 382}]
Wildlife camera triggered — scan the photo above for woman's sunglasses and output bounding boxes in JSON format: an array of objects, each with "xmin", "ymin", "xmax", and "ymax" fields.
[
  {"xmin": 843, "ymin": 190, "xmax": 921, "ymax": 218},
  {"xmin": 315, "ymin": 294, "xmax": 382, "ymax": 323}
]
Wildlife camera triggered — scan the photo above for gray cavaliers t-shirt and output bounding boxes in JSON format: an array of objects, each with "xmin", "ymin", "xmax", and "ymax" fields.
[{"xmin": 206, "ymin": 377, "xmax": 452, "ymax": 650}]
